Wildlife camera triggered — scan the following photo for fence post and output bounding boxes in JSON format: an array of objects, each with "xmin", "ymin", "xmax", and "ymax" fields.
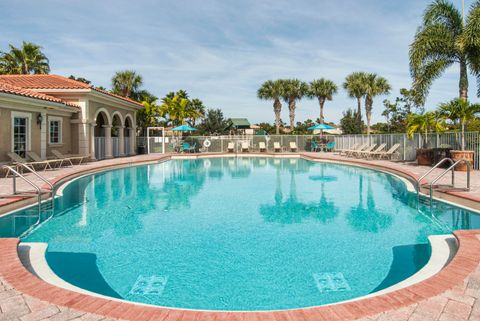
[{"xmin": 403, "ymin": 134, "xmax": 406, "ymax": 161}]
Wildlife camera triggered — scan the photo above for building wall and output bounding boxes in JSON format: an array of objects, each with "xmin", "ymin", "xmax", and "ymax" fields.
[{"xmin": 46, "ymin": 114, "xmax": 73, "ymax": 157}]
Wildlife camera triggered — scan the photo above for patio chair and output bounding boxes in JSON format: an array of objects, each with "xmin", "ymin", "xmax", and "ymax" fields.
[
  {"xmin": 188, "ymin": 142, "xmax": 197, "ymax": 153},
  {"xmin": 371, "ymin": 144, "xmax": 400, "ymax": 160},
  {"xmin": 241, "ymin": 142, "xmax": 249, "ymax": 152},
  {"xmin": 27, "ymin": 151, "xmax": 63, "ymax": 168},
  {"xmin": 351, "ymin": 144, "xmax": 377, "ymax": 158},
  {"xmin": 335, "ymin": 143, "xmax": 358, "ymax": 155},
  {"xmin": 344, "ymin": 143, "xmax": 368, "ymax": 157},
  {"xmin": 289, "ymin": 142, "xmax": 298, "ymax": 152},
  {"xmin": 325, "ymin": 141, "xmax": 336, "ymax": 152},
  {"xmin": 7, "ymin": 152, "xmax": 53, "ymax": 171},
  {"xmin": 359, "ymin": 143, "xmax": 386, "ymax": 159},
  {"xmin": 52, "ymin": 150, "xmax": 88, "ymax": 165},
  {"xmin": 182, "ymin": 143, "xmax": 191, "ymax": 153},
  {"xmin": 258, "ymin": 141, "xmax": 266, "ymax": 152},
  {"xmin": 227, "ymin": 142, "xmax": 235, "ymax": 153},
  {"xmin": 273, "ymin": 142, "xmax": 281, "ymax": 152}
]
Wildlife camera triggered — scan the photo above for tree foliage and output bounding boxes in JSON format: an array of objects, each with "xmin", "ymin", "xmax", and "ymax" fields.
[
  {"xmin": 308, "ymin": 78, "xmax": 338, "ymax": 124},
  {"xmin": 111, "ymin": 70, "xmax": 143, "ymax": 99},
  {"xmin": 0, "ymin": 41, "xmax": 50, "ymax": 74},
  {"xmin": 257, "ymin": 80, "xmax": 284, "ymax": 134},
  {"xmin": 340, "ymin": 109, "xmax": 364, "ymax": 134},
  {"xmin": 197, "ymin": 109, "xmax": 230, "ymax": 135}
]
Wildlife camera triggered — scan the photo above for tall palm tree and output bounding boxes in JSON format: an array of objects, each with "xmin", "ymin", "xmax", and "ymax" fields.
[
  {"xmin": 111, "ymin": 70, "xmax": 143, "ymax": 99},
  {"xmin": 308, "ymin": 78, "xmax": 338, "ymax": 124},
  {"xmin": 438, "ymin": 98, "xmax": 480, "ymax": 150},
  {"xmin": 363, "ymin": 73, "xmax": 391, "ymax": 134},
  {"xmin": 0, "ymin": 41, "xmax": 50, "ymax": 74},
  {"xmin": 343, "ymin": 72, "xmax": 367, "ymax": 119},
  {"xmin": 187, "ymin": 98, "xmax": 206, "ymax": 127},
  {"xmin": 257, "ymin": 80, "xmax": 284, "ymax": 134},
  {"xmin": 410, "ymin": 0, "xmax": 480, "ymax": 103},
  {"xmin": 281, "ymin": 79, "xmax": 308, "ymax": 131}
]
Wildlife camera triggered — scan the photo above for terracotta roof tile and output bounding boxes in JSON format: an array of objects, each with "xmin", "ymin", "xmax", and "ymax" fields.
[
  {"xmin": 0, "ymin": 74, "xmax": 143, "ymax": 107},
  {"xmin": 0, "ymin": 81, "xmax": 80, "ymax": 109}
]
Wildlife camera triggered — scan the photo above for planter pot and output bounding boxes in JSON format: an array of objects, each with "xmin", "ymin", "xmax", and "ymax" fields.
[
  {"xmin": 450, "ymin": 150, "xmax": 474, "ymax": 172},
  {"xmin": 432, "ymin": 148, "xmax": 452, "ymax": 168},
  {"xmin": 416, "ymin": 148, "xmax": 434, "ymax": 166}
]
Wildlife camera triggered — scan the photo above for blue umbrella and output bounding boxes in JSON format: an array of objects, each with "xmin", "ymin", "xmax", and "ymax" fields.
[
  {"xmin": 172, "ymin": 124, "xmax": 197, "ymax": 131},
  {"xmin": 308, "ymin": 123, "xmax": 334, "ymax": 130}
]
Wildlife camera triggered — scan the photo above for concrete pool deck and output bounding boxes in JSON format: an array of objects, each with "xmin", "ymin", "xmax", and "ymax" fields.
[{"xmin": 0, "ymin": 152, "xmax": 479, "ymax": 320}]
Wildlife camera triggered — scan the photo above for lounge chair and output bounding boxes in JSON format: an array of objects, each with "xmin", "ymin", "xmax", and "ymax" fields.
[
  {"xmin": 289, "ymin": 142, "xmax": 298, "ymax": 152},
  {"xmin": 351, "ymin": 144, "xmax": 377, "ymax": 158},
  {"xmin": 344, "ymin": 143, "xmax": 368, "ymax": 157},
  {"xmin": 273, "ymin": 142, "xmax": 281, "ymax": 152},
  {"xmin": 335, "ymin": 143, "xmax": 358, "ymax": 155},
  {"xmin": 7, "ymin": 152, "xmax": 53, "ymax": 171},
  {"xmin": 189, "ymin": 142, "xmax": 197, "ymax": 153},
  {"xmin": 227, "ymin": 142, "xmax": 235, "ymax": 153},
  {"xmin": 359, "ymin": 143, "xmax": 386, "ymax": 159},
  {"xmin": 371, "ymin": 144, "xmax": 400, "ymax": 160},
  {"xmin": 258, "ymin": 141, "xmax": 266, "ymax": 152},
  {"xmin": 182, "ymin": 143, "xmax": 190, "ymax": 153},
  {"xmin": 325, "ymin": 141, "xmax": 336, "ymax": 152},
  {"xmin": 241, "ymin": 142, "xmax": 249, "ymax": 152},
  {"xmin": 52, "ymin": 150, "xmax": 88, "ymax": 165},
  {"xmin": 27, "ymin": 151, "xmax": 63, "ymax": 168}
]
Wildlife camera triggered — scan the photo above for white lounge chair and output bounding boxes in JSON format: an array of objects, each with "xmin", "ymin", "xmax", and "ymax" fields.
[
  {"xmin": 27, "ymin": 151, "xmax": 63, "ymax": 168},
  {"xmin": 52, "ymin": 150, "xmax": 88, "ymax": 165},
  {"xmin": 241, "ymin": 142, "xmax": 249, "ymax": 152},
  {"xmin": 344, "ymin": 143, "xmax": 368, "ymax": 157},
  {"xmin": 351, "ymin": 144, "xmax": 377, "ymax": 158},
  {"xmin": 227, "ymin": 142, "xmax": 235, "ymax": 153},
  {"xmin": 371, "ymin": 144, "xmax": 400, "ymax": 160},
  {"xmin": 359, "ymin": 143, "xmax": 386, "ymax": 159},
  {"xmin": 289, "ymin": 142, "xmax": 298, "ymax": 152},
  {"xmin": 336, "ymin": 143, "xmax": 359, "ymax": 155},
  {"xmin": 273, "ymin": 142, "xmax": 281, "ymax": 152},
  {"xmin": 258, "ymin": 141, "xmax": 266, "ymax": 152},
  {"xmin": 7, "ymin": 152, "xmax": 53, "ymax": 171}
]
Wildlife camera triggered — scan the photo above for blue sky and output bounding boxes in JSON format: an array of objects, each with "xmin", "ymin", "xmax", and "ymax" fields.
[{"xmin": 0, "ymin": 0, "xmax": 477, "ymax": 124}]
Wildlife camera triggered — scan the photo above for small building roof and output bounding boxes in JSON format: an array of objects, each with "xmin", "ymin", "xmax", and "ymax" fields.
[{"xmin": 228, "ymin": 118, "xmax": 251, "ymax": 129}]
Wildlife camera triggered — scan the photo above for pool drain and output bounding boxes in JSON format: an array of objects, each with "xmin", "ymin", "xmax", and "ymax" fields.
[
  {"xmin": 313, "ymin": 273, "xmax": 351, "ymax": 293},
  {"xmin": 129, "ymin": 275, "xmax": 168, "ymax": 296}
]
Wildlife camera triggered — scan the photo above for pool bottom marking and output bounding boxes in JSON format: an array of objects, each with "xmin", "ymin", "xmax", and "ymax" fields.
[
  {"xmin": 313, "ymin": 273, "xmax": 351, "ymax": 293},
  {"xmin": 129, "ymin": 276, "xmax": 168, "ymax": 296}
]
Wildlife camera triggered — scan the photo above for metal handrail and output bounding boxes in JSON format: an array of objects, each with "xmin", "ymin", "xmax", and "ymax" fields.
[
  {"xmin": 416, "ymin": 158, "xmax": 455, "ymax": 196},
  {"xmin": 2, "ymin": 165, "xmax": 42, "ymax": 215},
  {"xmin": 429, "ymin": 159, "xmax": 471, "ymax": 203},
  {"xmin": 14, "ymin": 163, "xmax": 54, "ymax": 191}
]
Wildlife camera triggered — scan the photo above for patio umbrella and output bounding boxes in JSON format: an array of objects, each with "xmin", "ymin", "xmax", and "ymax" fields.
[
  {"xmin": 308, "ymin": 123, "xmax": 334, "ymax": 130},
  {"xmin": 172, "ymin": 125, "xmax": 197, "ymax": 131}
]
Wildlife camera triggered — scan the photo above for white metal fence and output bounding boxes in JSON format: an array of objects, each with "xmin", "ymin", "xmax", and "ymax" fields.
[{"xmin": 137, "ymin": 132, "xmax": 479, "ymax": 169}]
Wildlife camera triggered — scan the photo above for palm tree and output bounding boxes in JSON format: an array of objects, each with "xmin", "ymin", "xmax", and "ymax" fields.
[
  {"xmin": 363, "ymin": 73, "xmax": 391, "ymax": 134},
  {"xmin": 111, "ymin": 70, "xmax": 143, "ymax": 99},
  {"xmin": 410, "ymin": 0, "xmax": 480, "ymax": 103},
  {"xmin": 187, "ymin": 98, "xmax": 206, "ymax": 127},
  {"xmin": 0, "ymin": 41, "xmax": 50, "ymax": 74},
  {"xmin": 257, "ymin": 80, "xmax": 284, "ymax": 134},
  {"xmin": 343, "ymin": 72, "xmax": 367, "ymax": 119},
  {"xmin": 438, "ymin": 98, "xmax": 480, "ymax": 150},
  {"xmin": 308, "ymin": 78, "xmax": 338, "ymax": 124},
  {"xmin": 281, "ymin": 79, "xmax": 308, "ymax": 131},
  {"xmin": 406, "ymin": 111, "xmax": 445, "ymax": 147}
]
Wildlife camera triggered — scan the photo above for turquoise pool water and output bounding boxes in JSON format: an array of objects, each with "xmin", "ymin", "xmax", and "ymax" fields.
[{"xmin": 4, "ymin": 157, "xmax": 480, "ymax": 310}]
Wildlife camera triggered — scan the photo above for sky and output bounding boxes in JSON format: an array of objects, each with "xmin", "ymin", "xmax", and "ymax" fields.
[{"xmin": 0, "ymin": 0, "xmax": 477, "ymax": 125}]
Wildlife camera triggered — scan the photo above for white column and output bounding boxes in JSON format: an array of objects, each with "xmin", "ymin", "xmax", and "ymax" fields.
[
  {"xmin": 117, "ymin": 126, "xmax": 125, "ymax": 157},
  {"xmin": 103, "ymin": 125, "xmax": 113, "ymax": 159},
  {"xmin": 40, "ymin": 112, "xmax": 47, "ymax": 159},
  {"xmin": 129, "ymin": 128, "xmax": 136, "ymax": 155},
  {"xmin": 90, "ymin": 123, "xmax": 96, "ymax": 160}
]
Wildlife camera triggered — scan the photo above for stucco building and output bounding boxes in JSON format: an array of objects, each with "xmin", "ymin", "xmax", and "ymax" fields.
[{"xmin": 0, "ymin": 74, "xmax": 142, "ymax": 163}]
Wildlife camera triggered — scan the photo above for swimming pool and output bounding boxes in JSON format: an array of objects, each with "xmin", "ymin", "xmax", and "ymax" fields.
[{"xmin": 4, "ymin": 157, "xmax": 480, "ymax": 310}]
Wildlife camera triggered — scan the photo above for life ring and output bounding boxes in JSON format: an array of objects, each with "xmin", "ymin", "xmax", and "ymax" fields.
[{"xmin": 203, "ymin": 139, "xmax": 212, "ymax": 148}]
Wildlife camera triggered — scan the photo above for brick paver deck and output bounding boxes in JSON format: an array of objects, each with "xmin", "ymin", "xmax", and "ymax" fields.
[{"xmin": 0, "ymin": 152, "xmax": 479, "ymax": 320}]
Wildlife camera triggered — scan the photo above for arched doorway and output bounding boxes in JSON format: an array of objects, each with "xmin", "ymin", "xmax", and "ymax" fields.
[
  {"xmin": 94, "ymin": 110, "xmax": 112, "ymax": 159},
  {"xmin": 124, "ymin": 115, "xmax": 134, "ymax": 155},
  {"xmin": 111, "ymin": 113, "xmax": 123, "ymax": 157}
]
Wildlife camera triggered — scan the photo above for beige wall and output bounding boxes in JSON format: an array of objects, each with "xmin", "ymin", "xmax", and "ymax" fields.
[{"xmin": 46, "ymin": 114, "xmax": 73, "ymax": 157}]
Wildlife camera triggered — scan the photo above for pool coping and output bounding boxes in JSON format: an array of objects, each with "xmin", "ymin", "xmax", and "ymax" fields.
[{"xmin": 0, "ymin": 231, "xmax": 479, "ymax": 320}]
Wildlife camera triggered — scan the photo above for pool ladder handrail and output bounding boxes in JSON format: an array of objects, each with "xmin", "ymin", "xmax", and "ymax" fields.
[
  {"xmin": 3, "ymin": 163, "xmax": 55, "ymax": 233},
  {"xmin": 415, "ymin": 158, "xmax": 455, "ymax": 197},
  {"xmin": 429, "ymin": 159, "xmax": 470, "ymax": 204}
]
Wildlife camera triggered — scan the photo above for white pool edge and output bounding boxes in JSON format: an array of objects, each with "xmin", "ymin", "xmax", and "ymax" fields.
[{"xmin": 19, "ymin": 234, "xmax": 457, "ymax": 312}]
